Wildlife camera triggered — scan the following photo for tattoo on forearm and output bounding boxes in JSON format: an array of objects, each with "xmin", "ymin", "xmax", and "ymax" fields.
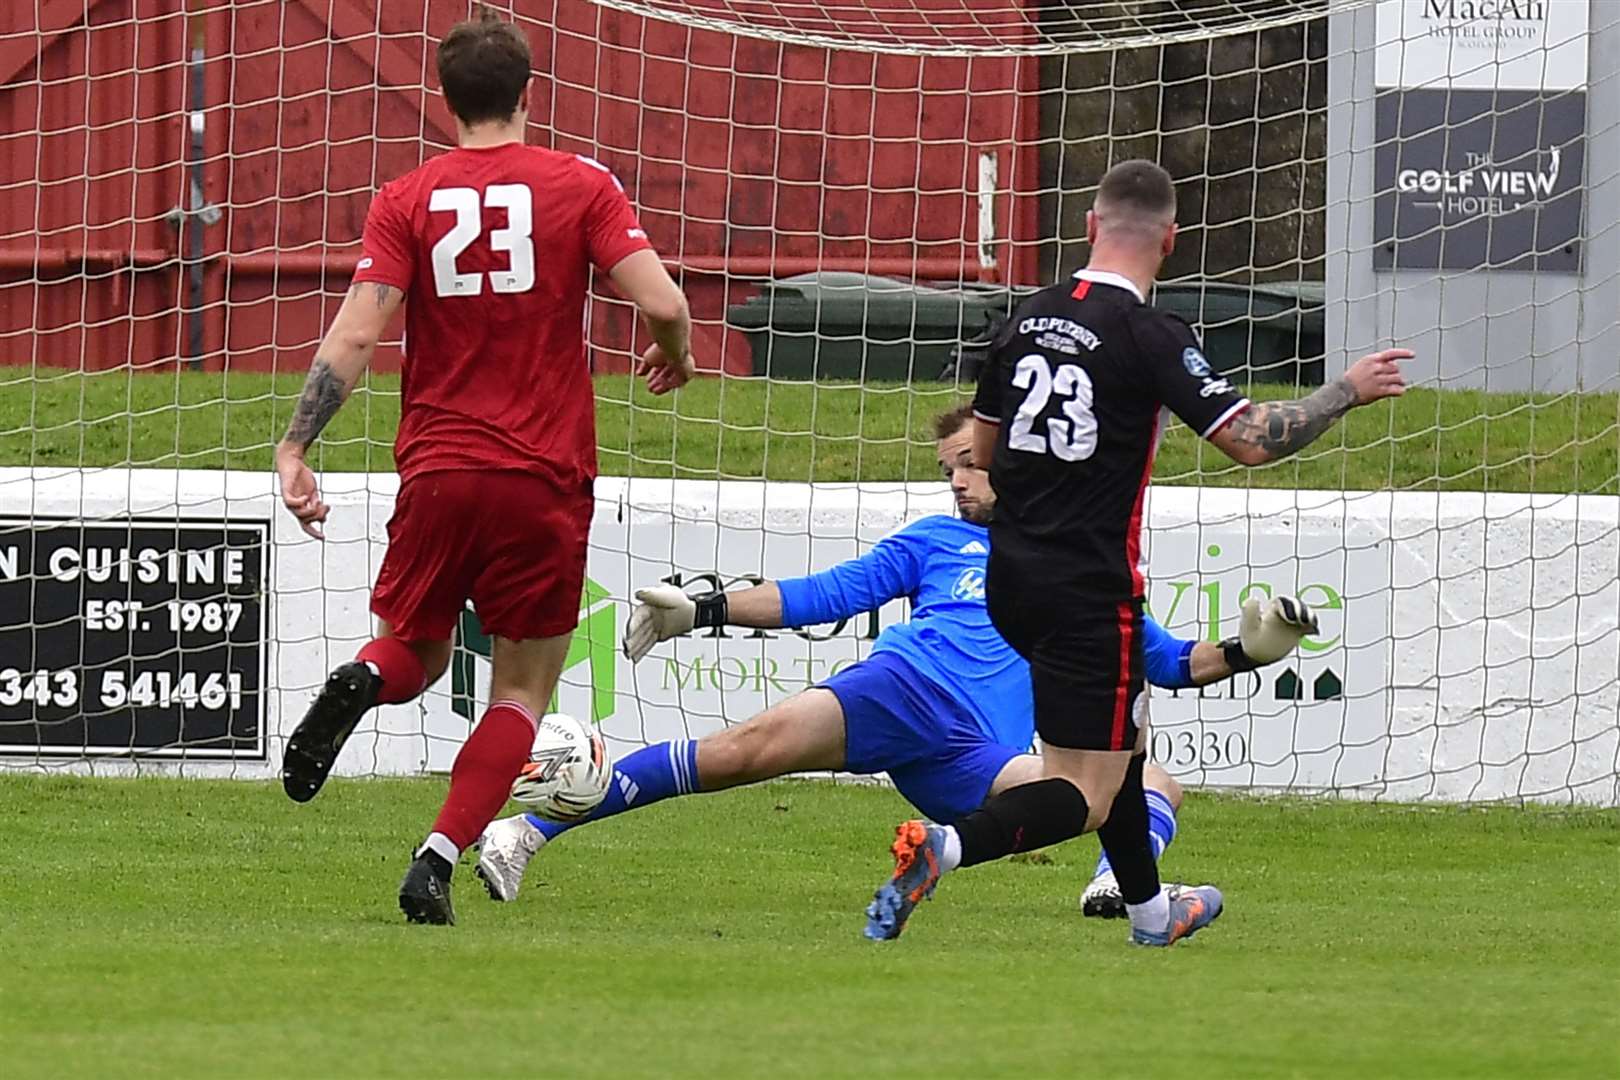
[
  {"xmin": 283, "ymin": 358, "xmax": 346, "ymax": 450},
  {"xmin": 1225, "ymin": 378, "xmax": 1358, "ymax": 461}
]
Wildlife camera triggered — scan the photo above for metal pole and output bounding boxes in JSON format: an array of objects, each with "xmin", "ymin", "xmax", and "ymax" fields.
[{"xmin": 185, "ymin": 41, "xmax": 205, "ymax": 371}]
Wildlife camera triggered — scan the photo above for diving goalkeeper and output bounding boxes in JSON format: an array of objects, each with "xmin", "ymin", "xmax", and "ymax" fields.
[{"xmin": 476, "ymin": 404, "xmax": 1316, "ymax": 912}]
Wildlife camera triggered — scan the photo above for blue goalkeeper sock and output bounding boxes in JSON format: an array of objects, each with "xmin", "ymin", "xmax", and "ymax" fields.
[
  {"xmin": 525, "ymin": 739, "xmax": 701, "ymax": 841},
  {"xmin": 1094, "ymin": 787, "xmax": 1178, "ymax": 878}
]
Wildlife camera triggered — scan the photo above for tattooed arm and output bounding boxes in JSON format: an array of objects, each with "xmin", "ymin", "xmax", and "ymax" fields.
[
  {"xmin": 279, "ymin": 282, "xmax": 403, "ymax": 451},
  {"xmin": 282, "ymin": 358, "xmax": 348, "ymax": 451},
  {"xmin": 275, "ymin": 281, "xmax": 404, "ymax": 537},
  {"xmin": 1209, "ymin": 348, "xmax": 1411, "ymax": 466},
  {"xmin": 1213, "ymin": 378, "xmax": 1358, "ymax": 465}
]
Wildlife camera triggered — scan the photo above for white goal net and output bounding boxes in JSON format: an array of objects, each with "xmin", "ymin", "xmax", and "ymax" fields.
[{"xmin": 0, "ymin": 0, "xmax": 1615, "ymax": 805}]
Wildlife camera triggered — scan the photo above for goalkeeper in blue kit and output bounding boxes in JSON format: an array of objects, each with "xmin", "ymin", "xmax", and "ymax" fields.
[{"xmin": 476, "ymin": 405, "xmax": 1317, "ymax": 916}]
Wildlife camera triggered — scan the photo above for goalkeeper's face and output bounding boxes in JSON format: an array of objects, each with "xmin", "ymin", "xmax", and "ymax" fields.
[{"xmin": 938, "ymin": 430, "xmax": 993, "ymax": 524}]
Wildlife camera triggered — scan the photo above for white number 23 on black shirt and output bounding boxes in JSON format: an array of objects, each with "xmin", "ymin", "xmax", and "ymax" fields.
[{"xmin": 1007, "ymin": 353, "xmax": 1098, "ymax": 461}]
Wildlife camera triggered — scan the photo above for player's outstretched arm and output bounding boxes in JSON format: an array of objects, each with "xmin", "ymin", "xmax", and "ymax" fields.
[
  {"xmin": 1208, "ymin": 348, "xmax": 1411, "ymax": 467},
  {"xmin": 609, "ymin": 250, "xmax": 694, "ymax": 395},
  {"xmin": 274, "ymin": 282, "xmax": 404, "ymax": 538},
  {"xmin": 622, "ymin": 531, "xmax": 926, "ymax": 660},
  {"xmin": 1144, "ymin": 596, "xmax": 1318, "ymax": 688},
  {"xmin": 1189, "ymin": 595, "xmax": 1319, "ymax": 683},
  {"xmin": 622, "ymin": 582, "xmax": 784, "ymax": 661}
]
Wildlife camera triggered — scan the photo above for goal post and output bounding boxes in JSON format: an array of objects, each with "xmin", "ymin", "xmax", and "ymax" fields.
[{"xmin": 0, "ymin": 0, "xmax": 1614, "ymax": 805}]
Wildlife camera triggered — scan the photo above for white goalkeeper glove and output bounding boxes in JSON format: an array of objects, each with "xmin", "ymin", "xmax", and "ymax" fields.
[
  {"xmin": 622, "ymin": 584, "xmax": 729, "ymax": 662},
  {"xmin": 1220, "ymin": 595, "xmax": 1320, "ymax": 671}
]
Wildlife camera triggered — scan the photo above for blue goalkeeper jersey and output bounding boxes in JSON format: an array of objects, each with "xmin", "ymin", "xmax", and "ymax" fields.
[{"xmin": 776, "ymin": 515, "xmax": 1194, "ymax": 750}]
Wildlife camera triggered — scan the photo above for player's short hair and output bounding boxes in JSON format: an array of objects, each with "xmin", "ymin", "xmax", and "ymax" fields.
[
  {"xmin": 1094, "ymin": 159, "xmax": 1177, "ymax": 226},
  {"xmin": 933, "ymin": 403, "xmax": 976, "ymax": 441},
  {"xmin": 437, "ymin": 7, "xmax": 532, "ymax": 126}
]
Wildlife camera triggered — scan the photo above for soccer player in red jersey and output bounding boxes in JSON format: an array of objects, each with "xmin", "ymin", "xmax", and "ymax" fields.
[{"xmin": 272, "ymin": 10, "xmax": 694, "ymax": 926}]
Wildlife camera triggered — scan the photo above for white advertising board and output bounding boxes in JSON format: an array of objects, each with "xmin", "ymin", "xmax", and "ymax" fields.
[
  {"xmin": 1375, "ymin": 0, "xmax": 1590, "ymax": 91},
  {"xmin": 1, "ymin": 468, "xmax": 1615, "ymax": 806}
]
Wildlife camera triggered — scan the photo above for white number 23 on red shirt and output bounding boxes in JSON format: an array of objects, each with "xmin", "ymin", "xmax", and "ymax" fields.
[{"xmin": 428, "ymin": 184, "xmax": 534, "ymax": 298}]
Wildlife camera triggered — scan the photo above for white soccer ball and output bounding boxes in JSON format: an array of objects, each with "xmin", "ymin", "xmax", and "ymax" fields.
[{"xmin": 510, "ymin": 713, "xmax": 611, "ymax": 823}]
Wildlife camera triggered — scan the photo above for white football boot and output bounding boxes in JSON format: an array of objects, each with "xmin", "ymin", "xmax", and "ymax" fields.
[
  {"xmin": 1080, "ymin": 869, "xmax": 1127, "ymax": 919},
  {"xmin": 474, "ymin": 814, "xmax": 546, "ymax": 902}
]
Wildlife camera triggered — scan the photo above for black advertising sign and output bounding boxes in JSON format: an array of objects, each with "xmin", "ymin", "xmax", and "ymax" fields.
[
  {"xmin": 0, "ymin": 518, "xmax": 268, "ymax": 759},
  {"xmin": 1373, "ymin": 88, "xmax": 1586, "ymax": 271}
]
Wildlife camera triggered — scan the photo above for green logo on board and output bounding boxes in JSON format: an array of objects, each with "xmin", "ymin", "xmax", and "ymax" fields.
[{"xmin": 450, "ymin": 577, "xmax": 617, "ymax": 725}]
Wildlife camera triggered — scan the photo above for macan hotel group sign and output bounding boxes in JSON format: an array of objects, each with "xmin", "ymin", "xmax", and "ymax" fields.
[{"xmin": 1373, "ymin": 0, "xmax": 1590, "ymax": 271}]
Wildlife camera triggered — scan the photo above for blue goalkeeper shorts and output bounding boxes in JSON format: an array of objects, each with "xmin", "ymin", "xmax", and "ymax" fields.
[{"xmin": 821, "ymin": 649, "xmax": 1024, "ymax": 824}]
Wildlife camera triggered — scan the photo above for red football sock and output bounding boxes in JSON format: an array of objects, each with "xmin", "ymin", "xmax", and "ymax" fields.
[
  {"xmin": 355, "ymin": 636, "xmax": 427, "ymax": 705},
  {"xmin": 429, "ymin": 701, "xmax": 538, "ymax": 851}
]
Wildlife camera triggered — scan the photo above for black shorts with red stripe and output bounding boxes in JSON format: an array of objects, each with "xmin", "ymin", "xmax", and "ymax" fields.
[{"xmin": 986, "ymin": 556, "xmax": 1147, "ymax": 753}]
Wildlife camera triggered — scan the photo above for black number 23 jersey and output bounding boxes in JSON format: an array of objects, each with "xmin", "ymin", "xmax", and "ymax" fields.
[{"xmin": 972, "ymin": 271, "xmax": 1250, "ymax": 605}]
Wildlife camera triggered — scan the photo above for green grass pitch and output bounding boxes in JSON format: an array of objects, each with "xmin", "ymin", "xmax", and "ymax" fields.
[{"xmin": 3, "ymin": 775, "xmax": 1615, "ymax": 1079}]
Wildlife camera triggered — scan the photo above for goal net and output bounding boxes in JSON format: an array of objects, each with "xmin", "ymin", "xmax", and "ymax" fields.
[{"xmin": 0, "ymin": 0, "xmax": 1615, "ymax": 806}]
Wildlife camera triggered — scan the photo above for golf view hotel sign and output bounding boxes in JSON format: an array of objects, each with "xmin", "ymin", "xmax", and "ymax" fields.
[{"xmin": 1373, "ymin": 0, "xmax": 1590, "ymax": 271}]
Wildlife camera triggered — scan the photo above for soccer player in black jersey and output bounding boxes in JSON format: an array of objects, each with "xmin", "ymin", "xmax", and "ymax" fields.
[{"xmin": 863, "ymin": 160, "xmax": 1409, "ymax": 946}]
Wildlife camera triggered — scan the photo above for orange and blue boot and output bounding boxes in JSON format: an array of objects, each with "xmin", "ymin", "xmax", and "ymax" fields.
[
  {"xmin": 1131, "ymin": 884, "xmax": 1224, "ymax": 946},
  {"xmin": 863, "ymin": 820, "xmax": 948, "ymax": 941}
]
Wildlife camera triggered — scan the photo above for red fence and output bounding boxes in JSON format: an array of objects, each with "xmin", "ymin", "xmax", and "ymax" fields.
[{"xmin": 1, "ymin": 0, "xmax": 1038, "ymax": 376}]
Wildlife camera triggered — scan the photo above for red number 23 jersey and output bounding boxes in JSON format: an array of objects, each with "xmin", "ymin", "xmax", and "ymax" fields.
[{"xmin": 352, "ymin": 143, "xmax": 652, "ymax": 488}]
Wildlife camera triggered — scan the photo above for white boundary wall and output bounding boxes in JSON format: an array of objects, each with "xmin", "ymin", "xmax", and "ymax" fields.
[{"xmin": 2, "ymin": 468, "xmax": 1616, "ymax": 806}]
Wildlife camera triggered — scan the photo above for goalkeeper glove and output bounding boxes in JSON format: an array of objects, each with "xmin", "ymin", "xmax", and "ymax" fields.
[
  {"xmin": 622, "ymin": 584, "xmax": 728, "ymax": 662},
  {"xmin": 1220, "ymin": 595, "xmax": 1319, "ymax": 672}
]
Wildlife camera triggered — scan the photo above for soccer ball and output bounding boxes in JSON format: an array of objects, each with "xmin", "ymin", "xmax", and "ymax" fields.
[{"xmin": 510, "ymin": 713, "xmax": 611, "ymax": 823}]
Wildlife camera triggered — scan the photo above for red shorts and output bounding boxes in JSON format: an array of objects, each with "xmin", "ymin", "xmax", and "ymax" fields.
[{"xmin": 371, "ymin": 470, "xmax": 593, "ymax": 642}]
